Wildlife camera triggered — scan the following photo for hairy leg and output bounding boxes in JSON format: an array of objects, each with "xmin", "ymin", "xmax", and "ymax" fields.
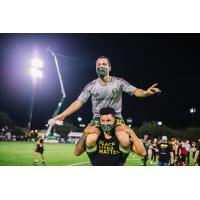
[
  {"xmin": 115, "ymin": 130, "xmax": 131, "ymax": 147},
  {"xmin": 86, "ymin": 134, "xmax": 99, "ymax": 148}
]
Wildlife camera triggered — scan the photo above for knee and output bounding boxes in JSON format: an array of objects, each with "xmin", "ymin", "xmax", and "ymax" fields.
[
  {"xmin": 115, "ymin": 131, "xmax": 130, "ymax": 147},
  {"xmin": 86, "ymin": 134, "xmax": 99, "ymax": 147}
]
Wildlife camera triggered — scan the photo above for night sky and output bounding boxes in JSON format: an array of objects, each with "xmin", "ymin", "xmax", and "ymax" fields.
[{"xmin": 0, "ymin": 33, "xmax": 199, "ymax": 129}]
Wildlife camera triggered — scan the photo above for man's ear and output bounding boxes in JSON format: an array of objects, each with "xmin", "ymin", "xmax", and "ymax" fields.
[{"xmin": 113, "ymin": 117, "xmax": 116, "ymax": 124}]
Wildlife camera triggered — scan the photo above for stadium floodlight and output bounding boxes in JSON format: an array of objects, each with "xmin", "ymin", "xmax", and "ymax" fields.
[
  {"xmin": 27, "ymin": 57, "xmax": 44, "ymax": 132},
  {"xmin": 77, "ymin": 117, "xmax": 82, "ymax": 122},
  {"xmin": 190, "ymin": 107, "xmax": 196, "ymax": 114},
  {"xmin": 189, "ymin": 107, "xmax": 196, "ymax": 125},
  {"xmin": 158, "ymin": 121, "xmax": 163, "ymax": 126},
  {"xmin": 30, "ymin": 58, "xmax": 44, "ymax": 80},
  {"xmin": 31, "ymin": 58, "xmax": 43, "ymax": 68},
  {"xmin": 30, "ymin": 67, "xmax": 43, "ymax": 79}
]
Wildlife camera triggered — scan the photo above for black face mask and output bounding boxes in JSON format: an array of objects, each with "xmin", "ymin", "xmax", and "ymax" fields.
[{"xmin": 96, "ymin": 67, "xmax": 108, "ymax": 78}]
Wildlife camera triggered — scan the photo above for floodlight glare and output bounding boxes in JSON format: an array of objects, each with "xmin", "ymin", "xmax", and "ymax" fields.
[
  {"xmin": 158, "ymin": 121, "xmax": 163, "ymax": 126},
  {"xmin": 31, "ymin": 58, "xmax": 44, "ymax": 68},
  {"xmin": 190, "ymin": 108, "xmax": 196, "ymax": 114},
  {"xmin": 30, "ymin": 67, "xmax": 43, "ymax": 79}
]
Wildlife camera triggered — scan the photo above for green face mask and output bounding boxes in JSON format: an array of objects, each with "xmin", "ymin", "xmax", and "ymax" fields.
[
  {"xmin": 96, "ymin": 67, "xmax": 108, "ymax": 78},
  {"xmin": 101, "ymin": 124, "xmax": 114, "ymax": 133}
]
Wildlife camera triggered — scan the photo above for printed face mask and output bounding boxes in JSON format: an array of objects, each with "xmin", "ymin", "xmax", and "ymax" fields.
[
  {"xmin": 96, "ymin": 67, "xmax": 108, "ymax": 78},
  {"xmin": 101, "ymin": 124, "xmax": 114, "ymax": 133}
]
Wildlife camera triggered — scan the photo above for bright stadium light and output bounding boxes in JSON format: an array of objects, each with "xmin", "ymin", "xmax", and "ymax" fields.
[
  {"xmin": 31, "ymin": 58, "xmax": 44, "ymax": 68},
  {"xmin": 190, "ymin": 107, "xmax": 196, "ymax": 114},
  {"xmin": 189, "ymin": 107, "xmax": 196, "ymax": 125},
  {"xmin": 158, "ymin": 121, "xmax": 163, "ymax": 126},
  {"xmin": 27, "ymin": 57, "xmax": 44, "ymax": 132},
  {"xmin": 30, "ymin": 67, "xmax": 43, "ymax": 79}
]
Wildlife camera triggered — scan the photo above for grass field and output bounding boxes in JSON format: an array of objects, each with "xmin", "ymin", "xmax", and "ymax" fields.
[{"xmin": 0, "ymin": 142, "xmax": 196, "ymax": 166}]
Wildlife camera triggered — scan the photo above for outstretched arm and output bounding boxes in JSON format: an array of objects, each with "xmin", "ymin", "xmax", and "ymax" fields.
[
  {"xmin": 134, "ymin": 83, "xmax": 161, "ymax": 97},
  {"xmin": 53, "ymin": 100, "xmax": 83, "ymax": 122}
]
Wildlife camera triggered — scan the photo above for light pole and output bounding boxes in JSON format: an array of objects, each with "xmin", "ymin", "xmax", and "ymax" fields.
[{"xmin": 28, "ymin": 58, "xmax": 43, "ymax": 132}]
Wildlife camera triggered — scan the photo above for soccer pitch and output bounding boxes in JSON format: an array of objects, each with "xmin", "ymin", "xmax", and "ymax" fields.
[
  {"xmin": 0, "ymin": 142, "xmax": 144, "ymax": 166},
  {"xmin": 0, "ymin": 142, "xmax": 196, "ymax": 166}
]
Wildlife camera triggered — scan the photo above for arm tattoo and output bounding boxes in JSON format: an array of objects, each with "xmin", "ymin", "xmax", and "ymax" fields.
[{"xmin": 74, "ymin": 134, "xmax": 87, "ymax": 156}]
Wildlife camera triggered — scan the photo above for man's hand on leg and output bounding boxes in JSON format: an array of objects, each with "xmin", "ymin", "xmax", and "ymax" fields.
[
  {"xmin": 74, "ymin": 125, "xmax": 100, "ymax": 156},
  {"xmin": 85, "ymin": 125, "xmax": 100, "ymax": 153}
]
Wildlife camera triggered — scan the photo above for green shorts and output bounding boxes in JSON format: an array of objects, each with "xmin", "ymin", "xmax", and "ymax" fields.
[{"xmin": 90, "ymin": 117, "xmax": 125, "ymax": 129}]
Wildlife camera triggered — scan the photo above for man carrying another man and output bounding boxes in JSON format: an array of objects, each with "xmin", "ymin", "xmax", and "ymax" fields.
[{"xmin": 75, "ymin": 107, "xmax": 146, "ymax": 166}]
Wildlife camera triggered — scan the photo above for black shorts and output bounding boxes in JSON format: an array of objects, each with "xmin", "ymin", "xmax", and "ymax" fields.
[{"xmin": 35, "ymin": 146, "xmax": 44, "ymax": 154}]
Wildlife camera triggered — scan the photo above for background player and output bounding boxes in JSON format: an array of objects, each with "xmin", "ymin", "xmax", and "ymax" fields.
[{"xmin": 34, "ymin": 133, "xmax": 46, "ymax": 166}]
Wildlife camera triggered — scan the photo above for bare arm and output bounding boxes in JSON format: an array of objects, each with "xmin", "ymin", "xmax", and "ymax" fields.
[
  {"xmin": 53, "ymin": 100, "xmax": 83, "ymax": 121},
  {"xmin": 116, "ymin": 125, "xmax": 146, "ymax": 157},
  {"xmin": 134, "ymin": 89, "xmax": 151, "ymax": 97},
  {"xmin": 74, "ymin": 134, "xmax": 87, "ymax": 156},
  {"xmin": 62, "ymin": 99, "xmax": 83, "ymax": 118},
  {"xmin": 134, "ymin": 83, "xmax": 161, "ymax": 98},
  {"xmin": 130, "ymin": 131, "xmax": 147, "ymax": 157}
]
